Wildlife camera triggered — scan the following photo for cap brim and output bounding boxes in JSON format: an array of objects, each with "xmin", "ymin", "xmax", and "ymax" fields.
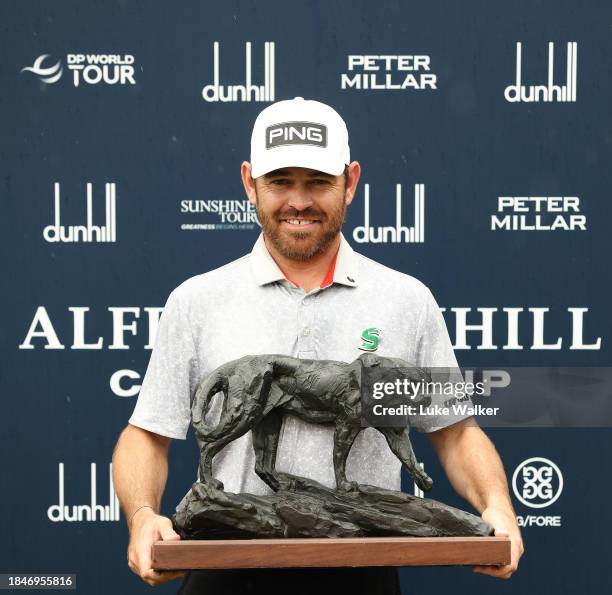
[{"xmin": 251, "ymin": 150, "xmax": 346, "ymax": 179}]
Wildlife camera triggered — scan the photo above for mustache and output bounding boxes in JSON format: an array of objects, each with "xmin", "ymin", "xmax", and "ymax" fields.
[{"xmin": 275, "ymin": 208, "xmax": 326, "ymax": 219}]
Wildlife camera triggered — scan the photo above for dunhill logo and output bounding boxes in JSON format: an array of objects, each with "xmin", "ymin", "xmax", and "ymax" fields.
[
  {"xmin": 202, "ymin": 41, "xmax": 275, "ymax": 102},
  {"xmin": 353, "ymin": 183, "xmax": 425, "ymax": 244},
  {"xmin": 43, "ymin": 183, "xmax": 117, "ymax": 243},
  {"xmin": 47, "ymin": 463, "xmax": 120, "ymax": 522},
  {"xmin": 504, "ymin": 42, "xmax": 577, "ymax": 103}
]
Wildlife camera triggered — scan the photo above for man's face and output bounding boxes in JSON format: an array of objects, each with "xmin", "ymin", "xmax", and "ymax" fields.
[{"xmin": 253, "ymin": 167, "xmax": 348, "ymax": 261}]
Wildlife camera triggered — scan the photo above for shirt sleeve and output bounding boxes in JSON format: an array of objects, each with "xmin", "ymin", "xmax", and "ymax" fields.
[
  {"xmin": 410, "ymin": 285, "xmax": 475, "ymax": 433},
  {"xmin": 128, "ymin": 288, "xmax": 199, "ymax": 439}
]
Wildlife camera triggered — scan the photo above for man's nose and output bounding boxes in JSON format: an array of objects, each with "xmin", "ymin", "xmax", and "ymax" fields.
[{"xmin": 285, "ymin": 188, "xmax": 315, "ymax": 211}]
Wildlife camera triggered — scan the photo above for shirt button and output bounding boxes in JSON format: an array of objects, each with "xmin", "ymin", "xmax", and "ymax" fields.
[{"xmin": 302, "ymin": 328, "xmax": 310, "ymax": 336}]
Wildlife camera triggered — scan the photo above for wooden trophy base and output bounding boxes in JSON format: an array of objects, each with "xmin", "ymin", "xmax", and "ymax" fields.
[{"xmin": 152, "ymin": 536, "xmax": 511, "ymax": 570}]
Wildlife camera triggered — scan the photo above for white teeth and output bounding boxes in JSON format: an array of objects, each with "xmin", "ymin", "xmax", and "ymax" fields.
[{"xmin": 285, "ymin": 219, "xmax": 314, "ymax": 225}]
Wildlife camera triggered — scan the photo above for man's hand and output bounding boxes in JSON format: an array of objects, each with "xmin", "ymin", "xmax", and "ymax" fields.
[
  {"xmin": 127, "ymin": 507, "xmax": 186, "ymax": 586},
  {"xmin": 472, "ymin": 505, "xmax": 524, "ymax": 579}
]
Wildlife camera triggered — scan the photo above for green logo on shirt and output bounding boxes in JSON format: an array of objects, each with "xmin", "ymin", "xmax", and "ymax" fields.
[{"xmin": 359, "ymin": 327, "xmax": 381, "ymax": 352}]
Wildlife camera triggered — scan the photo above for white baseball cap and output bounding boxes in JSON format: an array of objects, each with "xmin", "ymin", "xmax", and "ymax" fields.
[{"xmin": 250, "ymin": 97, "xmax": 350, "ymax": 179}]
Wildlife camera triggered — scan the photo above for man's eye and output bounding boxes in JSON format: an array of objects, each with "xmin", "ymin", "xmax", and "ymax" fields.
[
  {"xmin": 271, "ymin": 179, "xmax": 290, "ymax": 185},
  {"xmin": 311, "ymin": 179, "xmax": 330, "ymax": 185}
]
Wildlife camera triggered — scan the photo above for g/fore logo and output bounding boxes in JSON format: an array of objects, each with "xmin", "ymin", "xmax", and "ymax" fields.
[
  {"xmin": 47, "ymin": 463, "xmax": 120, "ymax": 522},
  {"xmin": 512, "ymin": 457, "xmax": 563, "ymax": 528},
  {"xmin": 203, "ymin": 41, "xmax": 275, "ymax": 102},
  {"xmin": 491, "ymin": 196, "xmax": 587, "ymax": 231},
  {"xmin": 513, "ymin": 457, "xmax": 563, "ymax": 508},
  {"xmin": 266, "ymin": 122, "xmax": 327, "ymax": 149},
  {"xmin": 21, "ymin": 53, "xmax": 135, "ymax": 87},
  {"xmin": 341, "ymin": 55, "xmax": 437, "ymax": 91},
  {"xmin": 504, "ymin": 42, "xmax": 577, "ymax": 103},
  {"xmin": 353, "ymin": 183, "xmax": 425, "ymax": 243}
]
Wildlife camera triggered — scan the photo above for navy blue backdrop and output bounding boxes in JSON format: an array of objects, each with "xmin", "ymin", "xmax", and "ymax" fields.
[{"xmin": 2, "ymin": 1, "xmax": 611, "ymax": 593}]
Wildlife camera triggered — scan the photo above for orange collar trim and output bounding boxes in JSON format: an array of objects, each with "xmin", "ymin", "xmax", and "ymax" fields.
[{"xmin": 284, "ymin": 251, "xmax": 338, "ymax": 290}]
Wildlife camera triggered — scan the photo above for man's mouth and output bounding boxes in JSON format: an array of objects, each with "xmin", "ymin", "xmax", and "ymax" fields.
[{"xmin": 280, "ymin": 219, "xmax": 319, "ymax": 226}]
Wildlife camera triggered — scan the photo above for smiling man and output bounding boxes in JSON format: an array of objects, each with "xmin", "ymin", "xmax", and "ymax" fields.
[
  {"xmin": 112, "ymin": 97, "xmax": 524, "ymax": 594},
  {"xmin": 245, "ymin": 163, "xmax": 351, "ymax": 292},
  {"xmin": 243, "ymin": 98, "xmax": 357, "ymax": 293}
]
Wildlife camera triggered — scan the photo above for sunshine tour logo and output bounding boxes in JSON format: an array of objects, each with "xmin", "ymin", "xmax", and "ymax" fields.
[
  {"xmin": 341, "ymin": 54, "xmax": 437, "ymax": 91},
  {"xmin": 202, "ymin": 41, "xmax": 275, "ymax": 102},
  {"xmin": 353, "ymin": 183, "xmax": 425, "ymax": 244},
  {"xmin": 505, "ymin": 42, "xmax": 577, "ymax": 103},
  {"xmin": 265, "ymin": 122, "xmax": 327, "ymax": 149},
  {"xmin": 180, "ymin": 199, "xmax": 259, "ymax": 231},
  {"xmin": 21, "ymin": 53, "xmax": 135, "ymax": 87},
  {"xmin": 491, "ymin": 196, "xmax": 586, "ymax": 231}
]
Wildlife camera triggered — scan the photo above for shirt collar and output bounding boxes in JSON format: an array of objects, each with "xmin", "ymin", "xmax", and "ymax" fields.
[{"xmin": 250, "ymin": 232, "xmax": 359, "ymax": 288}]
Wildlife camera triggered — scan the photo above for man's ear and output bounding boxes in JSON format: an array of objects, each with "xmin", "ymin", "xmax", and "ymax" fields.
[
  {"xmin": 344, "ymin": 161, "xmax": 361, "ymax": 206},
  {"xmin": 241, "ymin": 161, "xmax": 257, "ymax": 205}
]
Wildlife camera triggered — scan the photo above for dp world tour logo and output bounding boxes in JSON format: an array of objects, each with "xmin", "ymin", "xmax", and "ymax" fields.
[
  {"xmin": 21, "ymin": 53, "xmax": 135, "ymax": 87},
  {"xmin": 21, "ymin": 54, "xmax": 63, "ymax": 83},
  {"xmin": 512, "ymin": 457, "xmax": 563, "ymax": 509}
]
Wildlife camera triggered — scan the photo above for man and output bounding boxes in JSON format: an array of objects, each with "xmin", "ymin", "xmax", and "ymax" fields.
[{"xmin": 112, "ymin": 97, "xmax": 524, "ymax": 593}]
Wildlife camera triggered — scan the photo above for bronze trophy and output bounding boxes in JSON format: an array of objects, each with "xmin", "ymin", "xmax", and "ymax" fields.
[{"xmin": 152, "ymin": 353, "xmax": 509, "ymax": 569}]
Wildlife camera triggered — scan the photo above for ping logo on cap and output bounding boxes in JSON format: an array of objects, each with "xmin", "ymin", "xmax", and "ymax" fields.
[{"xmin": 265, "ymin": 121, "xmax": 327, "ymax": 149}]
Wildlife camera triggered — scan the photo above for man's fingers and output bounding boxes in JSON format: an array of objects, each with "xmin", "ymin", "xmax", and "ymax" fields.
[
  {"xmin": 127, "ymin": 514, "xmax": 185, "ymax": 585},
  {"xmin": 159, "ymin": 516, "xmax": 181, "ymax": 540},
  {"xmin": 472, "ymin": 566, "xmax": 504, "ymax": 578},
  {"xmin": 136, "ymin": 543, "xmax": 152, "ymax": 572},
  {"xmin": 141, "ymin": 569, "xmax": 186, "ymax": 586},
  {"xmin": 160, "ymin": 530, "xmax": 181, "ymax": 540},
  {"xmin": 472, "ymin": 564, "xmax": 514, "ymax": 579}
]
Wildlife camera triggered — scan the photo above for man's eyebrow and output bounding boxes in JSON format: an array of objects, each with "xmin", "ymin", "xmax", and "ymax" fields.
[
  {"xmin": 307, "ymin": 171, "xmax": 334, "ymax": 179},
  {"xmin": 263, "ymin": 168, "xmax": 292, "ymax": 178}
]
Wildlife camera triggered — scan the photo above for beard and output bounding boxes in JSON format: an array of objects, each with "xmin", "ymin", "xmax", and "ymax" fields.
[{"xmin": 255, "ymin": 192, "xmax": 347, "ymax": 261}]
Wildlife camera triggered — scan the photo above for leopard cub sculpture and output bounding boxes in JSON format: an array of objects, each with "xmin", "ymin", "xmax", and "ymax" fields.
[{"xmin": 191, "ymin": 352, "xmax": 434, "ymax": 494}]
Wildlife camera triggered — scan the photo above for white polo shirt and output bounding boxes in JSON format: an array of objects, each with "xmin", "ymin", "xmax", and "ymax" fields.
[{"xmin": 129, "ymin": 232, "xmax": 468, "ymax": 497}]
